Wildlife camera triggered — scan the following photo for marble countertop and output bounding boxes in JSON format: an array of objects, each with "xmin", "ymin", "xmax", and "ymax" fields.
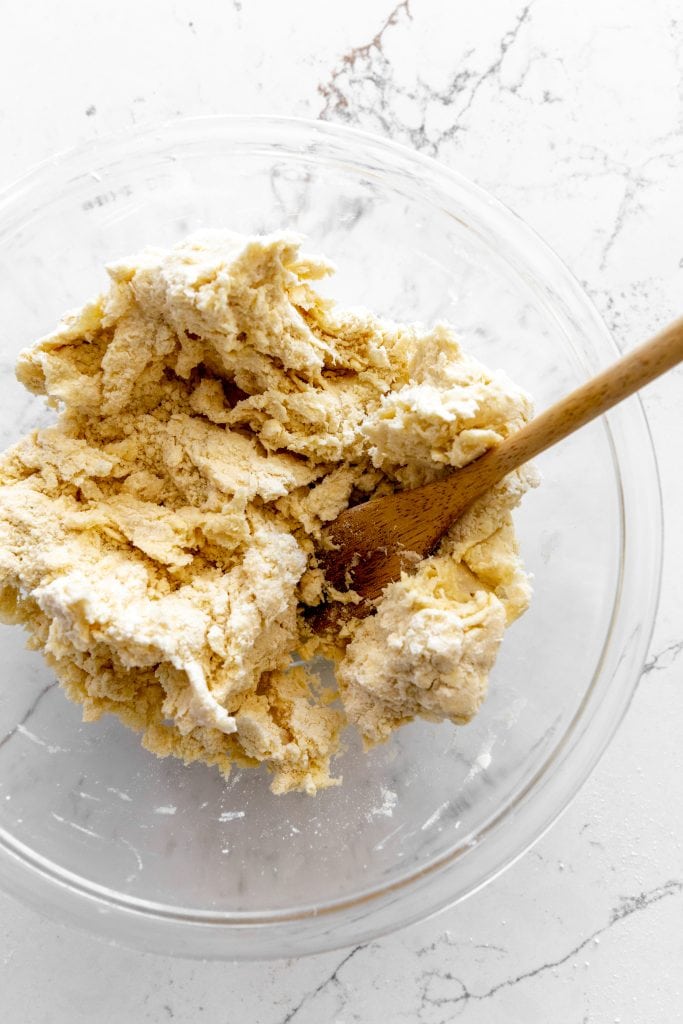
[{"xmin": 0, "ymin": 1, "xmax": 681, "ymax": 1020}]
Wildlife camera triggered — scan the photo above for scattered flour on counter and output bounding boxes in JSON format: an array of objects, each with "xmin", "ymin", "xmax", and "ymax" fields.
[
  {"xmin": 77, "ymin": 790, "xmax": 101, "ymax": 802},
  {"xmin": 106, "ymin": 787, "xmax": 132, "ymax": 802},
  {"xmin": 51, "ymin": 812, "xmax": 102, "ymax": 839},
  {"xmin": 119, "ymin": 836, "xmax": 144, "ymax": 874},
  {"xmin": 16, "ymin": 724, "xmax": 68, "ymax": 755}
]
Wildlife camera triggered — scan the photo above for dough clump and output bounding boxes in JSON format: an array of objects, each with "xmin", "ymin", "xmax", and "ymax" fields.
[{"xmin": 0, "ymin": 232, "xmax": 535, "ymax": 793}]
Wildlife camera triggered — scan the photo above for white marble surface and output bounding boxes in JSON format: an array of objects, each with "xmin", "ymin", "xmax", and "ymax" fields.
[{"xmin": 0, "ymin": 0, "xmax": 682, "ymax": 1020}]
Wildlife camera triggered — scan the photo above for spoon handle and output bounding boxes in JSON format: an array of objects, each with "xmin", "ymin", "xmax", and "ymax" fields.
[
  {"xmin": 492, "ymin": 315, "xmax": 683, "ymax": 468},
  {"xmin": 435, "ymin": 315, "xmax": 683, "ymax": 517}
]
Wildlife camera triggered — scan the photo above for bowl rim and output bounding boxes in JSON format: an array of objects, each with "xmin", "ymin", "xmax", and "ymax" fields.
[{"xmin": 0, "ymin": 114, "xmax": 663, "ymax": 956}]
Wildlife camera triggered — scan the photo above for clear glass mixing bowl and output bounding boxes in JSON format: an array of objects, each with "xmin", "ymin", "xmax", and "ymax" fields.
[{"xmin": 0, "ymin": 117, "xmax": 661, "ymax": 959}]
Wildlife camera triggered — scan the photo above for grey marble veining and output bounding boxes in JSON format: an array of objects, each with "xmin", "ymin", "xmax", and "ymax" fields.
[{"xmin": 0, "ymin": 0, "xmax": 682, "ymax": 1021}]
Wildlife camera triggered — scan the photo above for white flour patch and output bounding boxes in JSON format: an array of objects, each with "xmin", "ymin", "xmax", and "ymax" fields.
[
  {"xmin": 218, "ymin": 810, "xmax": 245, "ymax": 823},
  {"xmin": 421, "ymin": 801, "xmax": 449, "ymax": 831},
  {"xmin": 119, "ymin": 837, "xmax": 144, "ymax": 874},
  {"xmin": 366, "ymin": 787, "xmax": 398, "ymax": 821},
  {"xmin": 51, "ymin": 812, "xmax": 102, "ymax": 839},
  {"xmin": 77, "ymin": 790, "xmax": 101, "ymax": 802},
  {"xmin": 16, "ymin": 724, "xmax": 68, "ymax": 754},
  {"xmin": 464, "ymin": 735, "xmax": 496, "ymax": 785},
  {"xmin": 107, "ymin": 787, "xmax": 132, "ymax": 802}
]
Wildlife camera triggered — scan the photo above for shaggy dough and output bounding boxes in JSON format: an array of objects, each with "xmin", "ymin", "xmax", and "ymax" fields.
[{"xmin": 0, "ymin": 232, "xmax": 535, "ymax": 793}]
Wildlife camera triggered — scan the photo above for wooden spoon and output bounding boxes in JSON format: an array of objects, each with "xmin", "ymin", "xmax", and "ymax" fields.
[{"xmin": 310, "ymin": 316, "xmax": 683, "ymax": 629}]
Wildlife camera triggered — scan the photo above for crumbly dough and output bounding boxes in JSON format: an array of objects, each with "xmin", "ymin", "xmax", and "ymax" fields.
[{"xmin": 0, "ymin": 232, "xmax": 535, "ymax": 793}]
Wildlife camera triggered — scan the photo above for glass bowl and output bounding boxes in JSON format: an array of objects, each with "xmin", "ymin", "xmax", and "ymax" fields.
[{"xmin": 0, "ymin": 116, "xmax": 661, "ymax": 960}]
